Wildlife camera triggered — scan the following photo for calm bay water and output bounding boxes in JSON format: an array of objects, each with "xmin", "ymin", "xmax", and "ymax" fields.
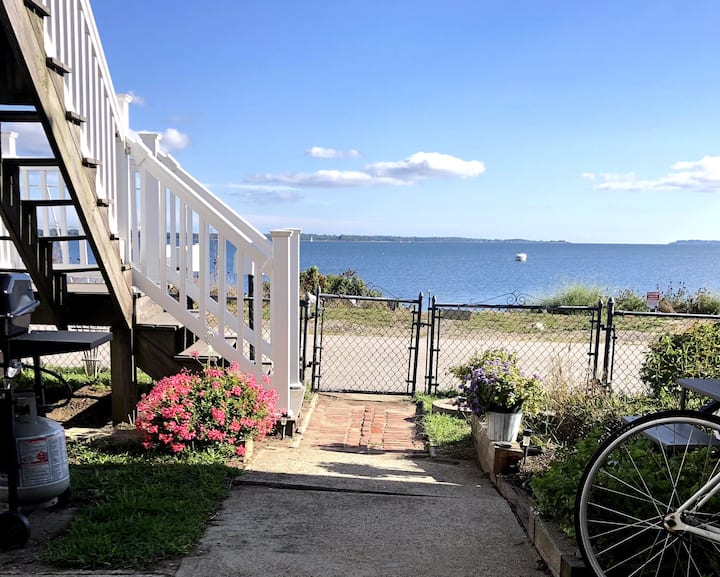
[{"xmin": 299, "ymin": 241, "xmax": 720, "ymax": 304}]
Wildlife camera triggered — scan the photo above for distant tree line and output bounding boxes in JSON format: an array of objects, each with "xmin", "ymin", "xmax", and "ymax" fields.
[{"xmin": 298, "ymin": 234, "xmax": 564, "ymax": 243}]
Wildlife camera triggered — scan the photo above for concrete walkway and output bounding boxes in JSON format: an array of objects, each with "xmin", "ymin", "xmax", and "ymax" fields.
[{"xmin": 176, "ymin": 393, "xmax": 546, "ymax": 577}]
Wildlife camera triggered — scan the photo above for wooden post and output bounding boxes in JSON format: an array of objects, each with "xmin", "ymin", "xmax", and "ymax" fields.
[{"xmin": 110, "ymin": 321, "xmax": 135, "ymax": 424}]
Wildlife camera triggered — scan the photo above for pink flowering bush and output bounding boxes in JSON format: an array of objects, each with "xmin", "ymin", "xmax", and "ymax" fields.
[{"xmin": 135, "ymin": 362, "xmax": 279, "ymax": 456}]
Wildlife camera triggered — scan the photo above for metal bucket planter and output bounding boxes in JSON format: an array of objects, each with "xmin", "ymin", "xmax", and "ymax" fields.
[{"xmin": 485, "ymin": 409, "xmax": 523, "ymax": 443}]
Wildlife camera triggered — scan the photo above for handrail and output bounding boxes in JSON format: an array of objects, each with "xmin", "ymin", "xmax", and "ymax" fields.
[{"xmin": 127, "ymin": 137, "xmax": 272, "ymax": 261}]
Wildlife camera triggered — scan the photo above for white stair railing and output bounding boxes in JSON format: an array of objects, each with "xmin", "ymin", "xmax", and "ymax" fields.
[
  {"xmin": 3, "ymin": 0, "xmax": 301, "ymax": 413},
  {"xmin": 124, "ymin": 133, "xmax": 301, "ymax": 413},
  {"xmin": 42, "ymin": 0, "xmax": 126, "ymax": 233}
]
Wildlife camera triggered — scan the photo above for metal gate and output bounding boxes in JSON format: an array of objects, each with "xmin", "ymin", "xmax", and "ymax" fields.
[
  {"xmin": 310, "ymin": 292, "xmax": 423, "ymax": 394},
  {"xmin": 424, "ymin": 295, "xmax": 605, "ymax": 394}
]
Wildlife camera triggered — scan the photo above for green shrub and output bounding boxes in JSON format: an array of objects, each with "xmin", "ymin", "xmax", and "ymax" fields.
[
  {"xmin": 613, "ymin": 289, "xmax": 647, "ymax": 311},
  {"xmin": 640, "ymin": 322, "xmax": 720, "ymax": 401},
  {"xmin": 300, "ymin": 266, "xmax": 381, "ymax": 297},
  {"xmin": 689, "ymin": 288, "xmax": 720, "ymax": 315},
  {"xmin": 658, "ymin": 283, "xmax": 720, "ymax": 314},
  {"xmin": 541, "ymin": 284, "xmax": 602, "ymax": 308},
  {"xmin": 529, "ymin": 426, "xmax": 608, "ymax": 537},
  {"xmin": 524, "ymin": 388, "xmax": 670, "ymax": 536}
]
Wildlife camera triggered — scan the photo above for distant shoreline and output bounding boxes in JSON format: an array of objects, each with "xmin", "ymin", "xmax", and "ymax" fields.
[
  {"xmin": 300, "ymin": 234, "xmax": 567, "ymax": 243},
  {"xmin": 298, "ymin": 234, "xmax": 720, "ymax": 245}
]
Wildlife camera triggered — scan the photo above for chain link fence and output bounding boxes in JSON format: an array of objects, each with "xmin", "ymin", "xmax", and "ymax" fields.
[
  {"xmin": 310, "ymin": 293, "xmax": 422, "ymax": 394},
  {"xmin": 607, "ymin": 309, "xmax": 720, "ymax": 396},
  {"xmin": 425, "ymin": 299, "xmax": 602, "ymax": 395},
  {"xmin": 26, "ymin": 295, "xmax": 720, "ymax": 398},
  {"xmin": 308, "ymin": 293, "xmax": 720, "ymax": 402}
]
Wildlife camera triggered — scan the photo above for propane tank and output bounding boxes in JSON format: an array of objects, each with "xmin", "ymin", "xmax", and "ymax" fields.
[{"xmin": 0, "ymin": 393, "xmax": 70, "ymax": 506}]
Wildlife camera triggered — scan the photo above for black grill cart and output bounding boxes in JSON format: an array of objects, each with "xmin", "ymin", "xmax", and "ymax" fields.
[{"xmin": 0, "ymin": 273, "xmax": 111, "ymax": 548}]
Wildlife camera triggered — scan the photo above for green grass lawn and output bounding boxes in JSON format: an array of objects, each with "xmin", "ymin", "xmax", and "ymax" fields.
[{"xmin": 41, "ymin": 441, "xmax": 239, "ymax": 570}]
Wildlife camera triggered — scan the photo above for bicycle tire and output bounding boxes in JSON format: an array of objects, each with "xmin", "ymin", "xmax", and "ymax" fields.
[{"xmin": 575, "ymin": 410, "xmax": 720, "ymax": 577}]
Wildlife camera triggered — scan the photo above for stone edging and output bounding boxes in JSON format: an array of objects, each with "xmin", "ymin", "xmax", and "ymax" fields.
[{"xmin": 469, "ymin": 415, "xmax": 590, "ymax": 577}]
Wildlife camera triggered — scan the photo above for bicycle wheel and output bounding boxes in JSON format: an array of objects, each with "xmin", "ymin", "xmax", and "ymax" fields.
[{"xmin": 575, "ymin": 410, "xmax": 720, "ymax": 577}]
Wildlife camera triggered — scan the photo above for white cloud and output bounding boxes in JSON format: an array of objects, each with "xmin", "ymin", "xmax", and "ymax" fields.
[
  {"xmin": 306, "ymin": 146, "xmax": 361, "ymax": 159},
  {"xmin": 159, "ymin": 128, "xmax": 190, "ymax": 153},
  {"xmin": 246, "ymin": 152, "xmax": 485, "ymax": 189},
  {"xmin": 221, "ymin": 183, "xmax": 303, "ymax": 203},
  {"xmin": 366, "ymin": 152, "xmax": 485, "ymax": 180},
  {"xmin": 247, "ymin": 169, "xmax": 409, "ymax": 188},
  {"xmin": 591, "ymin": 156, "xmax": 720, "ymax": 192}
]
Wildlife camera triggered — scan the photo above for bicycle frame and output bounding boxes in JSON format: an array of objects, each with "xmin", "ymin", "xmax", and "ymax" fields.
[{"xmin": 666, "ymin": 468, "xmax": 720, "ymax": 541}]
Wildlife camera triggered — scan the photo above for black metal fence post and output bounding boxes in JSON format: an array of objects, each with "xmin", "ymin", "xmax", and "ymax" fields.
[
  {"xmin": 299, "ymin": 295, "xmax": 311, "ymax": 383},
  {"xmin": 247, "ymin": 273, "xmax": 255, "ymax": 362},
  {"xmin": 590, "ymin": 298, "xmax": 603, "ymax": 383},
  {"xmin": 310, "ymin": 287, "xmax": 322, "ymax": 392},
  {"xmin": 601, "ymin": 297, "xmax": 615, "ymax": 390},
  {"xmin": 406, "ymin": 293, "xmax": 423, "ymax": 395},
  {"xmin": 425, "ymin": 296, "xmax": 438, "ymax": 394}
]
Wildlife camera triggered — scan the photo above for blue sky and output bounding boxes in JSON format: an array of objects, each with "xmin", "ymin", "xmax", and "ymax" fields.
[{"xmin": 18, "ymin": 1, "xmax": 720, "ymax": 243}]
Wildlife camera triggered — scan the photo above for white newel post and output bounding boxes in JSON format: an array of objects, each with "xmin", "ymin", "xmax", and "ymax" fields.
[
  {"xmin": 1, "ymin": 131, "xmax": 18, "ymax": 158},
  {"xmin": 288, "ymin": 228, "xmax": 301, "ymax": 385},
  {"xmin": 138, "ymin": 132, "xmax": 162, "ymax": 283},
  {"xmin": 270, "ymin": 229, "xmax": 301, "ymax": 417},
  {"xmin": 0, "ymin": 132, "xmax": 18, "ymax": 269},
  {"xmin": 115, "ymin": 93, "xmax": 133, "ymax": 135}
]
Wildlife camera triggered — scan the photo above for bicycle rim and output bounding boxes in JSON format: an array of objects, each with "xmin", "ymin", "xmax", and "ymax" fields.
[{"xmin": 575, "ymin": 410, "xmax": 720, "ymax": 577}]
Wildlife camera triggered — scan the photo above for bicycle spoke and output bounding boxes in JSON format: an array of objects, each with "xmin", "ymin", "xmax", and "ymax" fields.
[{"xmin": 593, "ymin": 468, "xmax": 669, "ymax": 513}]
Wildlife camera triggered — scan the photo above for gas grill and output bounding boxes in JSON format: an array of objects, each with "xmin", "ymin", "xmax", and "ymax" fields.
[{"xmin": 0, "ymin": 273, "xmax": 112, "ymax": 548}]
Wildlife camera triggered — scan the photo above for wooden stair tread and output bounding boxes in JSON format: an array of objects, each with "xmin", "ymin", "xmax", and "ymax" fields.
[
  {"xmin": 23, "ymin": 198, "xmax": 75, "ymax": 207},
  {"xmin": 2, "ymin": 157, "xmax": 59, "ymax": 167},
  {"xmin": 137, "ymin": 311, "xmax": 184, "ymax": 328},
  {"xmin": 0, "ymin": 109, "xmax": 41, "ymax": 122},
  {"xmin": 176, "ymin": 336, "xmax": 238, "ymax": 360}
]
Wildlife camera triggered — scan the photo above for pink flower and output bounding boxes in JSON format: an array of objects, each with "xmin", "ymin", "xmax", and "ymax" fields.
[{"xmin": 134, "ymin": 360, "xmax": 278, "ymax": 454}]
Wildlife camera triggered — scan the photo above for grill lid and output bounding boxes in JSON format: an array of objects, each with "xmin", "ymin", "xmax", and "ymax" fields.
[{"xmin": 0, "ymin": 273, "xmax": 39, "ymax": 321}]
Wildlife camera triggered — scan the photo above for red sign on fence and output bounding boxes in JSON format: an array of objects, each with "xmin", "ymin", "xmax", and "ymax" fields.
[{"xmin": 646, "ymin": 291, "xmax": 661, "ymax": 310}]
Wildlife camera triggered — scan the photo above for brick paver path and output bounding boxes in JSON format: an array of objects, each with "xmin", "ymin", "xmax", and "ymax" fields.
[{"xmin": 303, "ymin": 394, "xmax": 425, "ymax": 453}]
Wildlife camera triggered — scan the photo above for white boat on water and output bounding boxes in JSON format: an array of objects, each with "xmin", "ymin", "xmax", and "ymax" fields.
[{"xmin": 515, "ymin": 253, "xmax": 527, "ymax": 262}]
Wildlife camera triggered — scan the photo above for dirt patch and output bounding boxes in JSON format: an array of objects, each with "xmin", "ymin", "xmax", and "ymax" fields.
[{"xmin": 43, "ymin": 384, "xmax": 113, "ymax": 428}]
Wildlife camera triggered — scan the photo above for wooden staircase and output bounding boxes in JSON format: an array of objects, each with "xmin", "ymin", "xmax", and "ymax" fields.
[
  {"xmin": 1, "ymin": 0, "xmax": 139, "ymax": 420},
  {"xmin": 0, "ymin": 0, "xmax": 302, "ymax": 423}
]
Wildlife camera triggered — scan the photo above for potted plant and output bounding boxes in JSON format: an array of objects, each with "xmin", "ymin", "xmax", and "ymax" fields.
[{"xmin": 451, "ymin": 348, "xmax": 544, "ymax": 442}]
